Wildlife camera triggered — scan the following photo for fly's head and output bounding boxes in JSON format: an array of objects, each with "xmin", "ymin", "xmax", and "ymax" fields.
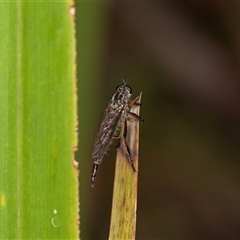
[{"xmin": 110, "ymin": 81, "xmax": 132, "ymax": 109}]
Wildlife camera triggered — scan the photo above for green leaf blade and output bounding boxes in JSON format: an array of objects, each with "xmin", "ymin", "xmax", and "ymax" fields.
[
  {"xmin": 0, "ymin": 2, "xmax": 78, "ymax": 239},
  {"xmin": 0, "ymin": 2, "xmax": 18, "ymax": 239}
]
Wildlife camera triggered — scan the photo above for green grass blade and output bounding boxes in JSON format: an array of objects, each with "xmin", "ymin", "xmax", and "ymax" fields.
[
  {"xmin": 109, "ymin": 94, "xmax": 142, "ymax": 240},
  {"xmin": 0, "ymin": 2, "xmax": 78, "ymax": 239}
]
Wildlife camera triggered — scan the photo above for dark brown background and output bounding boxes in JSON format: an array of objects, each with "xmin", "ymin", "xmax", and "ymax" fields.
[{"xmin": 76, "ymin": 2, "xmax": 240, "ymax": 239}]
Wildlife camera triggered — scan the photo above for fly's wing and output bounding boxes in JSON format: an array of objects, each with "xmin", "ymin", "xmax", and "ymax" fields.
[{"xmin": 92, "ymin": 106, "xmax": 123, "ymax": 160}]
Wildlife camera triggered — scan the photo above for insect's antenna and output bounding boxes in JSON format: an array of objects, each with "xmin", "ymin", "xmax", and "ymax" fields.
[{"xmin": 121, "ymin": 78, "xmax": 128, "ymax": 85}]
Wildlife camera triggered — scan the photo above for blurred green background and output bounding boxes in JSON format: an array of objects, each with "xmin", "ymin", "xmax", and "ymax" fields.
[{"xmin": 76, "ymin": 2, "xmax": 240, "ymax": 239}]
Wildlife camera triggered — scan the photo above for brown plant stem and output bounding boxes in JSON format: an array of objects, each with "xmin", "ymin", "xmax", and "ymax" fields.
[{"xmin": 108, "ymin": 93, "xmax": 142, "ymax": 240}]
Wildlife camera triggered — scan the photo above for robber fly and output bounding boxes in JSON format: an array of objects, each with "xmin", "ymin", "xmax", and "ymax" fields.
[{"xmin": 91, "ymin": 80, "xmax": 143, "ymax": 187}]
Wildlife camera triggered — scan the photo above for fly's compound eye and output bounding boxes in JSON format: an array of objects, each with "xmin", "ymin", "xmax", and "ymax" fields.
[
  {"xmin": 116, "ymin": 85, "xmax": 132, "ymax": 93},
  {"xmin": 124, "ymin": 85, "xmax": 132, "ymax": 94},
  {"xmin": 115, "ymin": 82, "xmax": 132, "ymax": 93}
]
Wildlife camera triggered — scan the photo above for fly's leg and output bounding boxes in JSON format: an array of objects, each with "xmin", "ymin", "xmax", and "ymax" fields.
[
  {"xmin": 91, "ymin": 159, "xmax": 101, "ymax": 187},
  {"xmin": 128, "ymin": 111, "xmax": 144, "ymax": 122},
  {"xmin": 113, "ymin": 135, "xmax": 121, "ymax": 149},
  {"xmin": 123, "ymin": 119, "xmax": 137, "ymax": 172},
  {"xmin": 129, "ymin": 96, "xmax": 140, "ymax": 107},
  {"xmin": 122, "ymin": 98, "xmax": 143, "ymax": 171},
  {"xmin": 115, "ymin": 140, "xmax": 121, "ymax": 149},
  {"xmin": 128, "ymin": 96, "xmax": 144, "ymax": 122}
]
